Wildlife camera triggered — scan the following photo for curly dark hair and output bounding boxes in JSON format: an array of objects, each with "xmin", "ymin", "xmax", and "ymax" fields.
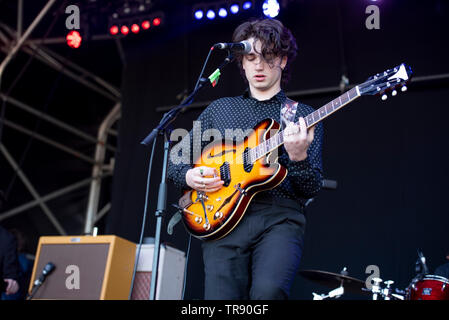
[{"xmin": 232, "ymin": 18, "xmax": 298, "ymax": 85}]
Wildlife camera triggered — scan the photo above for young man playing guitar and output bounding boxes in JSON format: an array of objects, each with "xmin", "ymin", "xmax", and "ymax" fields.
[{"xmin": 167, "ymin": 19, "xmax": 323, "ymax": 299}]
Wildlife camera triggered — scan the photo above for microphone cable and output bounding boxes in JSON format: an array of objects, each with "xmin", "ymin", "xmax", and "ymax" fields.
[{"xmin": 128, "ymin": 136, "xmax": 157, "ymax": 300}]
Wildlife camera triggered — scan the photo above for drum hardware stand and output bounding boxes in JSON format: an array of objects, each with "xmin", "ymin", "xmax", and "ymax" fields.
[
  {"xmin": 366, "ymin": 277, "xmax": 405, "ymax": 300},
  {"xmin": 311, "ymin": 267, "xmax": 348, "ymax": 300},
  {"xmin": 381, "ymin": 280, "xmax": 395, "ymax": 300},
  {"xmin": 391, "ymin": 292, "xmax": 405, "ymax": 300},
  {"xmin": 370, "ymin": 277, "xmax": 383, "ymax": 300},
  {"xmin": 312, "ymin": 286, "xmax": 344, "ymax": 300},
  {"xmin": 383, "ymin": 281, "xmax": 405, "ymax": 300}
]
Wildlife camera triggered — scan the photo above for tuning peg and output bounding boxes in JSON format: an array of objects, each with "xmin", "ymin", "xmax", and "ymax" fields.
[
  {"xmin": 391, "ymin": 90, "xmax": 397, "ymax": 96},
  {"xmin": 381, "ymin": 94, "xmax": 388, "ymax": 101},
  {"xmin": 401, "ymin": 86, "xmax": 407, "ymax": 92}
]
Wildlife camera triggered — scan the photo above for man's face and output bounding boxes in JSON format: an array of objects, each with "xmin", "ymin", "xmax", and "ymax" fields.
[{"xmin": 242, "ymin": 37, "xmax": 287, "ymax": 97}]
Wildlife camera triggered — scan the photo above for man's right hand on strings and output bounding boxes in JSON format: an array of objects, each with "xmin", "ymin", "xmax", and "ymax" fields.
[{"xmin": 186, "ymin": 166, "xmax": 224, "ymax": 192}]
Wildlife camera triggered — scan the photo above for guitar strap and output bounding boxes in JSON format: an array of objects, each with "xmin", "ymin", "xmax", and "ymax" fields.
[{"xmin": 280, "ymin": 97, "xmax": 298, "ymax": 130}]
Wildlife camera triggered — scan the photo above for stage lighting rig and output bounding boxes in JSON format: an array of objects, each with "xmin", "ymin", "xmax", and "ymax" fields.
[
  {"xmin": 262, "ymin": 0, "xmax": 280, "ymax": 18},
  {"xmin": 66, "ymin": 30, "xmax": 82, "ymax": 48},
  {"xmin": 108, "ymin": 11, "xmax": 164, "ymax": 36},
  {"xmin": 193, "ymin": 0, "xmax": 255, "ymax": 21},
  {"xmin": 107, "ymin": 1, "xmax": 164, "ymax": 37}
]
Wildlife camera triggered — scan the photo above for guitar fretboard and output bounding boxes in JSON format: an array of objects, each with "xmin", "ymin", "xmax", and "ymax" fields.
[{"xmin": 249, "ymin": 86, "xmax": 360, "ymax": 162}]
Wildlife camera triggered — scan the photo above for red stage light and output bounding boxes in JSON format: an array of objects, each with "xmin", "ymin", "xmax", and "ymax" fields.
[
  {"xmin": 66, "ymin": 30, "xmax": 82, "ymax": 48},
  {"xmin": 131, "ymin": 23, "xmax": 140, "ymax": 34},
  {"xmin": 153, "ymin": 18, "xmax": 161, "ymax": 26},
  {"xmin": 109, "ymin": 25, "xmax": 119, "ymax": 35},
  {"xmin": 141, "ymin": 20, "xmax": 150, "ymax": 30},
  {"xmin": 121, "ymin": 25, "xmax": 129, "ymax": 35}
]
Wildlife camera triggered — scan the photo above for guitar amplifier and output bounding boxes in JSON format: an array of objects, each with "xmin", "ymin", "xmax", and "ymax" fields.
[
  {"xmin": 29, "ymin": 235, "xmax": 136, "ymax": 300},
  {"xmin": 131, "ymin": 244, "xmax": 186, "ymax": 300}
]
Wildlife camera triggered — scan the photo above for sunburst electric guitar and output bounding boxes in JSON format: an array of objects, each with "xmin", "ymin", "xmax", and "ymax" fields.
[{"xmin": 178, "ymin": 63, "xmax": 413, "ymax": 240}]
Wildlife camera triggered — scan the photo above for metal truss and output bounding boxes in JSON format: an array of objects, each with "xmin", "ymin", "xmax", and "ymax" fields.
[{"xmin": 0, "ymin": 1, "xmax": 122, "ymax": 235}]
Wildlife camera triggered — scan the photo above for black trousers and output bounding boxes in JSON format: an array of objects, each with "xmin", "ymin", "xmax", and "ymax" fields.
[{"xmin": 202, "ymin": 196, "xmax": 306, "ymax": 300}]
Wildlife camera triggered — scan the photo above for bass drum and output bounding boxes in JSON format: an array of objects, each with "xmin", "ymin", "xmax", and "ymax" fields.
[{"xmin": 407, "ymin": 275, "xmax": 449, "ymax": 300}]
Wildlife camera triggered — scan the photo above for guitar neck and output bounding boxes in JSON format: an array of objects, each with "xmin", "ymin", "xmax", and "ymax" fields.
[
  {"xmin": 250, "ymin": 86, "xmax": 361, "ymax": 162},
  {"xmin": 302, "ymin": 86, "xmax": 360, "ymax": 128}
]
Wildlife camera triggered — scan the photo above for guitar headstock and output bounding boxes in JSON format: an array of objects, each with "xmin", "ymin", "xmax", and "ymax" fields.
[{"xmin": 357, "ymin": 63, "xmax": 413, "ymax": 100}]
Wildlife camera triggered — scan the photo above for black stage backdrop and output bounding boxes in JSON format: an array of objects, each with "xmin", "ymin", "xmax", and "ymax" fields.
[{"xmin": 106, "ymin": 0, "xmax": 449, "ymax": 299}]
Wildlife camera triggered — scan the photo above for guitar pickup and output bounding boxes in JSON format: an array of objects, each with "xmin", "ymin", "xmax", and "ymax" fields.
[
  {"xmin": 219, "ymin": 162, "xmax": 231, "ymax": 187},
  {"xmin": 243, "ymin": 147, "xmax": 254, "ymax": 173}
]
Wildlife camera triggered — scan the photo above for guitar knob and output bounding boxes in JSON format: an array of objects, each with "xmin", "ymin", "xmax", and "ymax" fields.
[
  {"xmin": 203, "ymin": 223, "xmax": 211, "ymax": 231},
  {"xmin": 381, "ymin": 94, "xmax": 388, "ymax": 101},
  {"xmin": 391, "ymin": 90, "xmax": 397, "ymax": 96},
  {"xmin": 214, "ymin": 211, "xmax": 223, "ymax": 219},
  {"xmin": 401, "ymin": 85, "xmax": 407, "ymax": 92},
  {"xmin": 195, "ymin": 217, "xmax": 203, "ymax": 224},
  {"xmin": 207, "ymin": 205, "xmax": 214, "ymax": 212}
]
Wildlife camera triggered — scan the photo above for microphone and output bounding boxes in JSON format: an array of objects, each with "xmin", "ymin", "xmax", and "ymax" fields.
[
  {"xmin": 213, "ymin": 41, "xmax": 251, "ymax": 54},
  {"xmin": 34, "ymin": 262, "xmax": 56, "ymax": 286},
  {"xmin": 27, "ymin": 262, "xmax": 56, "ymax": 300}
]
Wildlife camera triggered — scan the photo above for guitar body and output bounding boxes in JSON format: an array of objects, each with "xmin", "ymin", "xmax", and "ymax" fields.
[{"xmin": 181, "ymin": 118, "xmax": 287, "ymax": 240}]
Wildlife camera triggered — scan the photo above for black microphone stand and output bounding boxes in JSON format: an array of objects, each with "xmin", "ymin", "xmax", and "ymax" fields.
[{"xmin": 140, "ymin": 53, "xmax": 234, "ymax": 300}]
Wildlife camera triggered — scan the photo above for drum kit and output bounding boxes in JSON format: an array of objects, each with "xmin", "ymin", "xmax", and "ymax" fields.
[{"xmin": 299, "ymin": 252, "xmax": 449, "ymax": 300}]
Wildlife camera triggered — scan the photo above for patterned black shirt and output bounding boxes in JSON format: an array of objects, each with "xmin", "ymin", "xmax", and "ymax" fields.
[{"xmin": 167, "ymin": 89, "xmax": 324, "ymax": 208}]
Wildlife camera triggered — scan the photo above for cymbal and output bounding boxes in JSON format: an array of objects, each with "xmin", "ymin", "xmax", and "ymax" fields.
[{"xmin": 299, "ymin": 269, "xmax": 369, "ymax": 295}]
